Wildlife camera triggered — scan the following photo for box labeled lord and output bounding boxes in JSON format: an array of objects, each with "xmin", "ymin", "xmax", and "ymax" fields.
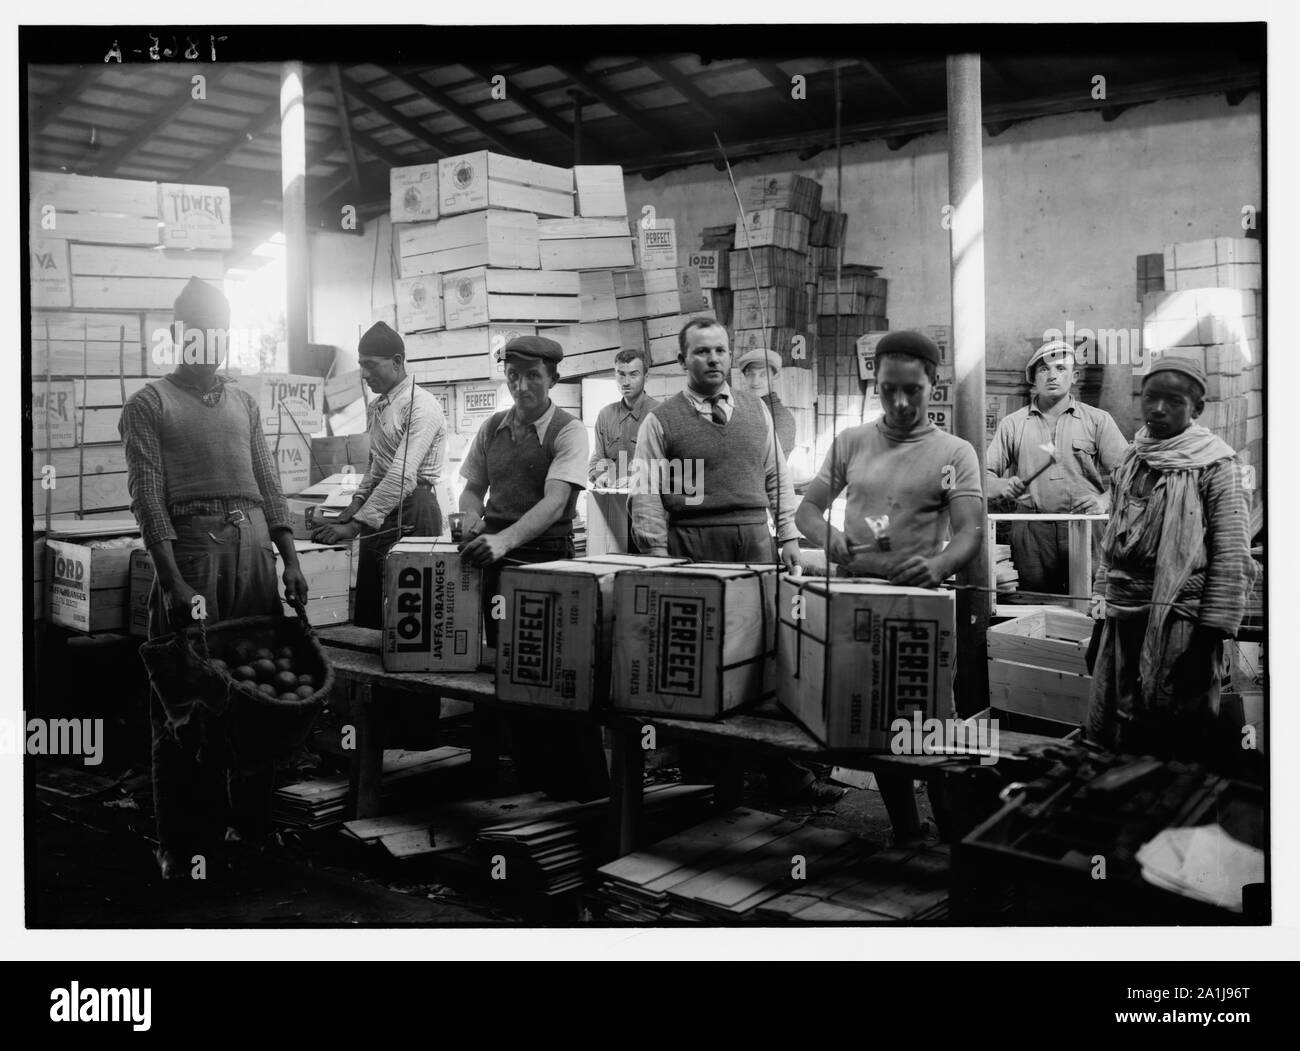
[
  {"xmin": 612, "ymin": 564, "xmax": 774, "ymax": 719},
  {"xmin": 383, "ymin": 540, "xmax": 482, "ymax": 672},
  {"xmin": 776, "ymin": 578, "xmax": 956, "ymax": 749}
]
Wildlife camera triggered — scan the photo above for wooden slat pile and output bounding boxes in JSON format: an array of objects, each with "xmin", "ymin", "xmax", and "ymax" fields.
[
  {"xmin": 477, "ymin": 783, "xmax": 714, "ymax": 897},
  {"xmin": 594, "ymin": 807, "xmax": 866, "ymax": 922},
  {"xmin": 273, "ymin": 747, "xmax": 471, "ymax": 831},
  {"xmin": 341, "ymin": 790, "xmax": 569, "ymax": 857},
  {"xmin": 755, "ymin": 844, "xmax": 950, "ymax": 922}
]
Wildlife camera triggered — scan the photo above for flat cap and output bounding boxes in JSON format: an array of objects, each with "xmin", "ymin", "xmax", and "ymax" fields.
[
  {"xmin": 1144, "ymin": 355, "xmax": 1207, "ymax": 395},
  {"xmin": 173, "ymin": 276, "xmax": 230, "ymax": 329},
  {"xmin": 1025, "ymin": 338, "xmax": 1077, "ymax": 382},
  {"xmin": 736, "ymin": 348, "xmax": 783, "ymax": 374},
  {"xmin": 504, "ymin": 334, "xmax": 564, "ymax": 363},
  {"xmin": 875, "ymin": 330, "xmax": 942, "ymax": 368},
  {"xmin": 358, "ymin": 321, "xmax": 405, "ymax": 359}
]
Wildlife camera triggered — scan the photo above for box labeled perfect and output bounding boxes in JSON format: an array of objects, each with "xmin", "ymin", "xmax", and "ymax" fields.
[
  {"xmin": 776, "ymin": 577, "xmax": 956, "ymax": 750},
  {"xmin": 611, "ymin": 564, "xmax": 773, "ymax": 719},
  {"xmin": 383, "ymin": 541, "xmax": 482, "ymax": 672},
  {"xmin": 496, "ymin": 560, "xmax": 623, "ymax": 710}
]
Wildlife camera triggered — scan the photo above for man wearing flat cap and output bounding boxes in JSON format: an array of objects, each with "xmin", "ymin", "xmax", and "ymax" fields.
[
  {"xmin": 797, "ymin": 329, "xmax": 985, "ymax": 839},
  {"xmin": 1087, "ymin": 356, "xmax": 1255, "ymax": 765},
  {"xmin": 459, "ymin": 334, "xmax": 608, "ymax": 800},
  {"xmin": 736, "ymin": 348, "xmax": 797, "ymax": 464},
  {"xmin": 986, "ymin": 338, "xmax": 1128, "ymax": 594},
  {"xmin": 121, "ymin": 276, "xmax": 309, "ymax": 878},
  {"xmin": 313, "ymin": 321, "xmax": 447, "ymax": 629}
]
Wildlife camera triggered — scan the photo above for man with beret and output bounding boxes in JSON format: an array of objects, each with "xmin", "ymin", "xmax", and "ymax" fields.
[
  {"xmin": 796, "ymin": 330, "xmax": 985, "ymax": 840},
  {"xmin": 986, "ymin": 338, "xmax": 1128, "ymax": 594},
  {"xmin": 312, "ymin": 321, "xmax": 447, "ymax": 629},
  {"xmin": 736, "ymin": 348, "xmax": 797, "ymax": 464},
  {"xmin": 459, "ymin": 335, "xmax": 608, "ymax": 801},
  {"xmin": 121, "ymin": 276, "xmax": 309, "ymax": 878},
  {"xmin": 1087, "ymin": 356, "xmax": 1255, "ymax": 765}
]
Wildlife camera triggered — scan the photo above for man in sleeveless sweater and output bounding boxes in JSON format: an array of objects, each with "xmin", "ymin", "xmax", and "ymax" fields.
[
  {"xmin": 631, "ymin": 319, "xmax": 842, "ymax": 804},
  {"xmin": 121, "ymin": 277, "xmax": 309, "ymax": 879},
  {"xmin": 459, "ymin": 335, "xmax": 609, "ymax": 801}
]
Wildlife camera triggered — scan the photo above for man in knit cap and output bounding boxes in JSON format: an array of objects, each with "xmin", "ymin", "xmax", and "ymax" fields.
[
  {"xmin": 121, "ymin": 276, "xmax": 309, "ymax": 878},
  {"xmin": 986, "ymin": 337, "xmax": 1128, "ymax": 594},
  {"xmin": 797, "ymin": 329, "xmax": 985, "ymax": 840},
  {"xmin": 735, "ymin": 347, "xmax": 797, "ymax": 464},
  {"xmin": 313, "ymin": 321, "xmax": 446, "ymax": 629},
  {"xmin": 459, "ymin": 334, "xmax": 608, "ymax": 801},
  {"xmin": 1087, "ymin": 356, "xmax": 1255, "ymax": 764}
]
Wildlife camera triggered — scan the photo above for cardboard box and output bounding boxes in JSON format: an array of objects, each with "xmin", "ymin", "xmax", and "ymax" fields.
[
  {"xmin": 776, "ymin": 577, "xmax": 957, "ymax": 749},
  {"xmin": 398, "ymin": 209, "xmax": 540, "ymax": 276},
  {"xmin": 33, "ymin": 380, "xmax": 78, "ymax": 449},
  {"xmin": 324, "ymin": 368, "xmax": 365, "ymax": 411},
  {"xmin": 442, "ymin": 267, "xmax": 580, "ymax": 329},
  {"xmin": 685, "ymin": 248, "xmax": 728, "ymax": 289},
  {"xmin": 573, "ymin": 165, "xmax": 627, "ymax": 218},
  {"xmin": 636, "ymin": 218, "xmax": 678, "ymax": 270},
  {"xmin": 438, "ymin": 151, "xmax": 573, "ymax": 217},
  {"xmin": 45, "ymin": 531, "xmax": 143, "ymax": 633},
  {"xmin": 454, "ymin": 382, "xmax": 507, "ymax": 434},
  {"xmin": 390, "ymin": 163, "xmax": 439, "ymax": 223},
  {"xmin": 268, "ymin": 430, "xmax": 312, "ymax": 495},
  {"xmin": 128, "ymin": 548, "xmax": 153, "ymax": 637},
  {"xmin": 382, "ymin": 540, "xmax": 482, "ymax": 672},
  {"xmin": 611, "ymin": 564, "xmax": 773, "ymax": 719},
  {"xmin": 30, "ymin": 236, "xmax": 71, "ymax": 308},
  {"xmin": 242, "ymin": 373, "xmax": 325, "ymax": 436}
]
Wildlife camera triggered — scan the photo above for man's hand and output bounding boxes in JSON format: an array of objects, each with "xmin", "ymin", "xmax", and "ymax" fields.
[
  {"xmin": 282, "ymin": 565, "xmax": 310, "ymax": 608},
  {"xmin": 162, "ymin": 581, "xmax": 203, "ymax": 631},
  {"xmin": 889, "ymin": 555, "xmax": 944, "ymax": 588},
  {"xmin": 1071, "ymin": 493, "xmax": 1105, "ymax": 515},
  {"xmin": 460, "ymin": 531, "xmax": 514, "ymax": 568},
  {"xmin": 589, "ymin": 460, "xmax": 615, "ymax": 488},
  {"xmin": 826, "ymin": 525, "xmax": 857, "ymax": 567},
  {"xmin": 1004, "ymin": 476, "xmax": 1028, "ymax": 500},
  {"xmin": 648, "ymin": 546, "xmax": 671, "ymax": 558},
  {"xmin": 312, "ymin": 521, "xmax": 362, "ymax": 545},
  {"xmin": 779, "ymin": 539, "xmax": 802, "ymax": 575}
]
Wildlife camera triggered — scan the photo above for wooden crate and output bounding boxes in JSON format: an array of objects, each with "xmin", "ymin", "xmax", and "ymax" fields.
[
  {"xmin": 390, "ymin": 163, "xmax": 440, "ymax": 223},
  {"xmin": 578, "ymin": 270, "xmax": 618, "ymax": 323},
  {"xmin": 573, "ymin": 165, "xmax": 627, "ymax": 218},
  {"xmin": 45, "ymin": 530, "xmax": 143, "ymax": 633},
  {"xmin": 395, "ymin": 274, "xmax": 444, "ymax": 333},
  {"xmin": 70, "ymin": 244, "xmax": 224, "ymax": 282},
  {"xmin": 776, "ymin": 577, "xmax": 957, "ymax": 749},
  {"xmin": 30, "ymin": 236, "xmax": 71, "ymax": 308},
  {"xmin": 734, "ymin": 209, "xmax": 811, "ymax": 251},
  {"xmin": 410, "ymin": 323, "xmax": 534, "ymax": 385},
  {"xmin": 538, "ymin": 217, "xmax": 633, "ymax": 270},
  {"xmin": 73, "ymin": 276, "xmax": 191, "ymax": 311},
  {"xmin": 733, "ymin": 287, "xmax": 806, "ymax": 330},
  {"xmin": 727, "ymin": 247, "xmax": 807, "ymax": 289},
  {"xmin": 157, "ymin": 183, "xmax": 232, "ymax": 250},
  {"xmin": 382, "ymin": 541, "xmax": 482, "ymax": 672},
  {"xmin": 537, "ymin": 322, "xmax": 621, "ymax": 377},
  {"xmin": 442, "ymin": 267, "xmax": 580, "ymax": 329},
  {"xmin": 398, "ymin": 210, "xmax": 539, "ymax": 277},
  {"xmin": 30, "ymin": 171, "xmax": 161, "ymax": 246},
  {"xmin": 986, "ymin": 607, "xmax": 1094, "ymax": 726},
  {"xmin": 496, "ymin": 559, "xmax": 624, "ymax": 710},
  {"xmin": 438, "ymin": 151, "xmax": 573, "ymax": 217},
  {"xmin": 611, "ymin": 564, "xmax": 771, "ymax": 719},
  {"xmin": 736, "ymin": 172, "xmax": 823, "ymax": 220}
]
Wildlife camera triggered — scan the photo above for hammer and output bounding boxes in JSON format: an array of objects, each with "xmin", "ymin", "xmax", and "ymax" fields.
[{"xmin": 1019, "ymin": 442, "xmax": 1058, "ymax": 485}]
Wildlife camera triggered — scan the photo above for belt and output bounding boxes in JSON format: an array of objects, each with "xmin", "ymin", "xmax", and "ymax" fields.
[{"xmin": 172, "ymin": 508, "xmax": 253, "ymax": 526}]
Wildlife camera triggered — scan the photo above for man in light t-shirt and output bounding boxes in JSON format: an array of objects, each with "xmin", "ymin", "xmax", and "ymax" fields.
[{"xmin": 796, "ymin": 329, "xmax": 984, "ymax": 842}]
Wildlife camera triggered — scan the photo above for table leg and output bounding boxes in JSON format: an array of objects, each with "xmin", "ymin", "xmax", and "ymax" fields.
[
  {"xmin": 349, "ymin": 683, "xmax": 385, "ymax": 819},
  {"xmin": 878, "ymin": 773, "xmax": 922, "ymax": 841},
  {"xmin": 470, "ymin": 703, "xmax": 498, "ymax": 786},
  {"xmin": 714, "ymin": 751, "xmax": 746, "ymax": 813},
  {"xmin": 605, "ymin": 721, "xmax": 645, "ymax": 859}
]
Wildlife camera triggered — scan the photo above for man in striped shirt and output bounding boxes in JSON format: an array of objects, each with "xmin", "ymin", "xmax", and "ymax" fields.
[{"xmin": 1087, "ymin": 357, "xmax": 1255, "ymax": 763}]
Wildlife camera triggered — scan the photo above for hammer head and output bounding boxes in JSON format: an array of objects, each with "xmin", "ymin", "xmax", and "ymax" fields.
[{"xmin": 1039, "ymin": 441, "xmax": 1057, "ymax": 461}]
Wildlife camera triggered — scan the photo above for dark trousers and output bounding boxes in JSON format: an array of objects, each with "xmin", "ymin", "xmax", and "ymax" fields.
[
  {"xmin": 147, "ymin": 507, "xmax": 283, "ymax": 858},
  {"xmin": 353, "ymin": 486, "xmax": 443, "ymax": 630},
  {"xmin": 1010, "ymin": 518, "xmax": 1104, "ymax": 596},
  {"xmin": 666, "ymin": 522, "xmax": 815, "ymax": 797},
  {"xmin": 482, "ymin": 534, "xmax": 611, "ymax": 802}
]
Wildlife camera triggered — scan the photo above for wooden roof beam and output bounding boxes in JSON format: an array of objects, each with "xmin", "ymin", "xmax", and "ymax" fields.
[
  {"xmin": 339, "ymin": 72, "xmax": 455, "ymax": 158},
  {"xmin": 31, "ymin": 65, "xmax": 107, "ymax": 134},
  {"xmin": 644, "ymin": 58, "xmax": 722, "ymax": 124},
  {"xmin": 330, "ymin": 64, "xmax": 364, "ymax": 200},
  {"xmin": 554, "ymin": 63, "xmax": 669, "ymax": 145},
  {"xmin": 458, "ymin": 61, "xmax": 579, "ymax": 146},
  {"xmin": 380, "ymin": 67, "xmax": 526, "ymax": 156},
  {"xmin": 857, "ymin": 59, "xmax": 914, "ymax": 110}
]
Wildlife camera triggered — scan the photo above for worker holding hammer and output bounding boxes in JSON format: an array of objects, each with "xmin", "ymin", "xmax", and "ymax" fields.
[{"xmin": 985, "ymin": 338, "xmax": 1128, "ymax": 594}]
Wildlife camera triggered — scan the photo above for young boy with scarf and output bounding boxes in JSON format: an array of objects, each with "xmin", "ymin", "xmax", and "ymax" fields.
[{"xmin": 1086, "ymin": 356, "xmax": 1256, "ymax": 762}]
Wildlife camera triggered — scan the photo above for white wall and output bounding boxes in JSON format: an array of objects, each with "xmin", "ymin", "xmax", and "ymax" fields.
[
  {"xmin": 625, "ymin": 93, "xmax": 1261, "ymax": 435},
  {"xmin": 308, "ymin": 213, "xmax": 398, "ymax": 370}
]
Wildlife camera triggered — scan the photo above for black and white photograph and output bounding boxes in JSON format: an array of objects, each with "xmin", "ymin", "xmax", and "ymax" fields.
[{"xmin": 10, "ymin": 11, "xmax": 1288, "ymax": 974}]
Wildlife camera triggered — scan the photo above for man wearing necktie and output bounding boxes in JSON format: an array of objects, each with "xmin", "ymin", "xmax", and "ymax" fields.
[
  {"xmin": 459, "ymin": 335, "xmax": 608, "ymax": 800},
  {"xmin": 631, "ymin": 319, "xmax": 839, "ymax": 804},
  {"xmin": 313, "ymin": 321, "xmax": 446, "ymax": 629}
]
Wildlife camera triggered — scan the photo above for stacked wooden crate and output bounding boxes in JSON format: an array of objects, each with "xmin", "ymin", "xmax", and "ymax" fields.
[
  {"xmin": 30, "ymin": 172, "xmax": 231, "ymax": 533},
  {"xmin": 1138, "ymin": 238, "xmax": 1262, "ymax": 487},
  {"xmin": 986, "ymin": 607, "xmax": 1095, "ymax": 728}
]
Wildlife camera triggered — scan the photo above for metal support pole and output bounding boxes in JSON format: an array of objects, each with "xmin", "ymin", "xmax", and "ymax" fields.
[
  {"xmin": 947, "ymin": 54, "xmax": 990, "ymax": 717},
  {"xmin": 281, "ymin": 61, "xmax": 309, "ymax": 363}
]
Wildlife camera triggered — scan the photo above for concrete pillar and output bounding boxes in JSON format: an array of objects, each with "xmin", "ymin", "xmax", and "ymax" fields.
[
  {"xmin": 281, "ymin": 61, "xmax": 308, "ymax": 362},
  {"xmin": 946, "ymin": 53, "xmax": 991, "ymax": 717}
]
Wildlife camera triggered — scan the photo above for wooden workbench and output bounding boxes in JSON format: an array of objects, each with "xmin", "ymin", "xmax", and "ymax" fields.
[{"xmin": 315, "ymin": 625, "xmax": 1061, "ymax": 860}]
